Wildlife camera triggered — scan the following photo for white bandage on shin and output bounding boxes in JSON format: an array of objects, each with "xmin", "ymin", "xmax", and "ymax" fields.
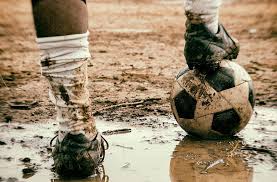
[
  {"xmin": 37, "ymin": 32, "xmax": 96, "ymax": 141},
  {"xmin": 184, "ymin": 0, "xmax": 221, "ymax": 33},
  {"xmin": 37, "ymin": 31, "xmax": 91, "ymax": 61}
]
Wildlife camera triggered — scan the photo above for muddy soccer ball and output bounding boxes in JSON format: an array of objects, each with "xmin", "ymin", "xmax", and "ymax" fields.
[{"xmin": 170, "ymin": 60, "xmax": 255, "ymax": 139}]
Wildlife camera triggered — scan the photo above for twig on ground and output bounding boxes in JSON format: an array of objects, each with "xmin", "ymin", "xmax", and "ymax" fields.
[
  {"xmin": 9, "ymin": 101, "xmax": 38, "ymax": 110},
  {"xmin": 93, "ymin": 97, "xmax": 161, "ymax": 115},
  {"xmin": 114, "ymin": 144, "xmax": 134, "ymax": 150},
  {"xmin": 227, "ymin": 141, "xmax": 240, "ymax": 158},
  {"xmin": 102, "ymin": 128, "xmax": 132, "ymax": 135},
  {"xmin": 0, "ymin": 75, "xmax": 9, "ymax": 89}
]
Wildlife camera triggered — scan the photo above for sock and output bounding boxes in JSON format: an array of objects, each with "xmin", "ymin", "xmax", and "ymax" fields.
[
  {"xmin": 37, "ymin": 31, "xmax": 97, "ymax": 141},
  {"xmin": 184, "ymin": 0, "xmax": 221, "ymax": 33}
]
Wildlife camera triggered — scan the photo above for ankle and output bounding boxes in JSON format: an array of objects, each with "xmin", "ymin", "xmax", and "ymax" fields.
[{"xmin": 184, "ymin": 0, "xmax": 221, "ymax": 34}]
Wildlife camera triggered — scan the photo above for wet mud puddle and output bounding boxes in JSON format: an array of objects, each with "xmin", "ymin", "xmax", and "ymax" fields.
[{"xmin": 0, "ymin": 107, "xmax": 276, "ymax": 182}]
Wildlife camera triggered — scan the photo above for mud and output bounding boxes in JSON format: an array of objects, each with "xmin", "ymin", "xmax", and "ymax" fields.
[
  {"xmin": 0, "ymin": 0, "xmax": 276, "ymax": 181},
  {"xmin": 0, "ymin": 0, "xmax": 277, "ymax": 123},
  {"xmin": 0, "ymin": 107, "xmax": 276, "ymax": 182}
]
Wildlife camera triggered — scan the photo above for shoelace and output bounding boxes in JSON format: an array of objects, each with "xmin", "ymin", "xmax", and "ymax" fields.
[
  {"xmin": 98, "ymin": 134, "xmax": 109, "ymax": 163},
  {"xmin": 50, "ymin": 134, "xmax": 58, "ymax": 147}
]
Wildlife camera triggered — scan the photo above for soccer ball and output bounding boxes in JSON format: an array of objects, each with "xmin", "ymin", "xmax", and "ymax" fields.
[{"xmin": 170, "ymin": 60, "xmax": 255, "ymax": 139}]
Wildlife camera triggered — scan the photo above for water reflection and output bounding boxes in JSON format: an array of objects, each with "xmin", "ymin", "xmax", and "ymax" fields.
[
  {"xmin": 51, "ymin": 165, "xmax": 109, "ymax": 182},
  {"xmin": 1, "ymin": 108, "xmax": 276, "ymax": 182},
  {"xmin": 170, "ymin": 136, "xmax": 253, "ymax": 182}
]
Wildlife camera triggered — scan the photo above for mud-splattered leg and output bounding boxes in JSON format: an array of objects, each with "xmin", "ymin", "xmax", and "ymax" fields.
[
  {"xmin": 31, "ymin": 0, "xmax": 97, "ymax": 141},
  {"xmin": 183, "ymin": 0, "xmax": 239, "ymax": 72}
]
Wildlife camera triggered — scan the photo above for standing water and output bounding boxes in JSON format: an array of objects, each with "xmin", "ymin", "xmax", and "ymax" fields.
[{"xmin": 0, "ymin": 107, "xmax": 276, "ymax": 182}]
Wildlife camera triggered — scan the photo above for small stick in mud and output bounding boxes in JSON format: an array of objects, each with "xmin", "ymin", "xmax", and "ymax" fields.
[
  {"xmin": 8, "ymin": 101, "xmax": 38, "ymax": 110},
  {"xmin": 201, "ymin": 159, "xmax": 225, "ymax": 174},
  {"xmin": 227, "ymin": 141, "xmax": 240, "ymax": 158},
  {"xmin": 102, "ymin": 128, "xmax": 132, "ymax": 135},
  {"xmin": 93, "ymin": 98, "xmax": 161, "ymax": 115},
  {"xmin": 114, "ymin": 144, "xmax": 134, "ymax": 150}
]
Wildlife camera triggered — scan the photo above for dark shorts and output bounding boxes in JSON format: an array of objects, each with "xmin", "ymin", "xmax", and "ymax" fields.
[{"xmin": 32, "ymin": 0, "xmax": 86, "ymax": 6}]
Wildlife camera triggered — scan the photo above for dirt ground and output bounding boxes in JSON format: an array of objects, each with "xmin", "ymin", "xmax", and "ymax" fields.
[
  {"xmin": 0, "ymin": 1, "xmax": 277, "ymax": 182},
  {"xmin": 0, "ymin": 0, "xmax": 276, "ymax": 124}
]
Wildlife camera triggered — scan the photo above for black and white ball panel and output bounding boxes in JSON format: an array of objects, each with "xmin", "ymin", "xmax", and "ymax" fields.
[
  {"xmin": 205, "ymin": 66, "xmax": 235, "ymax": 92},
  {"xmin": 221, "ymin": 61, "xmax": 252, "ymax": 85},
  {"xmin": 219, "ymin": 82, "xmax": 253, "ymax": 130},
  {"xmin": 176, "ymin": 69, "xmax": 233, "ymax": 118},
  {"xmin": 193, "ymin": 83, "xmax": 232, "ymax": 118},
  {"xmin": 211, "ymin": 109, "xmax": 241, "ymax": 135},
  {"xmin": 174, "ymin": 90, "xmax": 196, "ymax": 119},
  {"xmin": 170, "ymin": 78, "xmax": 191, "ymax": 125}
]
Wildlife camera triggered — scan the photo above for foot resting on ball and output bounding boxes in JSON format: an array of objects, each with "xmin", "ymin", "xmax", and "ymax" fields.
[
  {"xmin": 184, "ymin": 23, "xmax": 240, "ymax": 72},
  {"xmin": 51, "ymin": 132, "xmax": 109, "ymax": 178}
]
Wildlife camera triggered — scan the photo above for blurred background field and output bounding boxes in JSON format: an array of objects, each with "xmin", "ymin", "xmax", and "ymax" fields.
[{"xmin": 0, "ymin": 0, "xmax": 276, "ymax": 123}]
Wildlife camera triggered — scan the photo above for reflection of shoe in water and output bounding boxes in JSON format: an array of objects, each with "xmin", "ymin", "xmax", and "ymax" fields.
[
  {"xmin": 50, "ymin": 132, "xmax": 109, "ymax": 178},
  {"xmin": 170, "ymin": 136, "xmax": 253, "ymax": 182},
  {"xmin": 51, "ymin": 164, "xmax": 109, "ymax": 182},
  {"xmin": 96, "ymin": 164, "xmax": 109, "ymax": 182}
]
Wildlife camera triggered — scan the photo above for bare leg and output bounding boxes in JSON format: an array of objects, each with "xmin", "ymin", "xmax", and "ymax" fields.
[{"xmin": 32, "ymin": 0, "xmax": 88, "ymax": 37}]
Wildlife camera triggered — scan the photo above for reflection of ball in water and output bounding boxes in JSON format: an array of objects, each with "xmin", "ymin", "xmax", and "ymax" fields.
[
  {"xmin": 170, "ymin": 137, "xmax": 253, "ymax": 182},
  {"xmin": 170, "ymin": 60, "xmax": 255, "ymax": 139}
]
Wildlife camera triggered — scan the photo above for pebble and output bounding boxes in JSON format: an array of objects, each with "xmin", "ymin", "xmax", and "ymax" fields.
[
  {"xmin": 0, "ymin": 141, "xmax": 7, "ymax": 145},
  {"xmin": 20, "ymin": 157, "xmax": 31, "ymax": 163},
  {"xmin": 22, "ymin": 168, "xmax": 35, "ymax": 174}
]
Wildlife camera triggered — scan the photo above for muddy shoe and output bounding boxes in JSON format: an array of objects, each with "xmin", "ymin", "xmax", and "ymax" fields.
[
  {"xmin": 184, "ymin": 23, "xmax": 240, "ymax": 72},
  {"xmin": 51, "ymin": 132, "xmax": 109, "ymax": 178}
]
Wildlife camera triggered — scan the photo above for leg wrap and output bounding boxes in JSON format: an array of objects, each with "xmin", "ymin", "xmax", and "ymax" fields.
[
  {"xmin": 184, "ymin": 0, "xmax": 221, "ymax": 33},
  {"xmin": 37, "ymin": 31, "xmax": 96, "ymax": 141}
]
